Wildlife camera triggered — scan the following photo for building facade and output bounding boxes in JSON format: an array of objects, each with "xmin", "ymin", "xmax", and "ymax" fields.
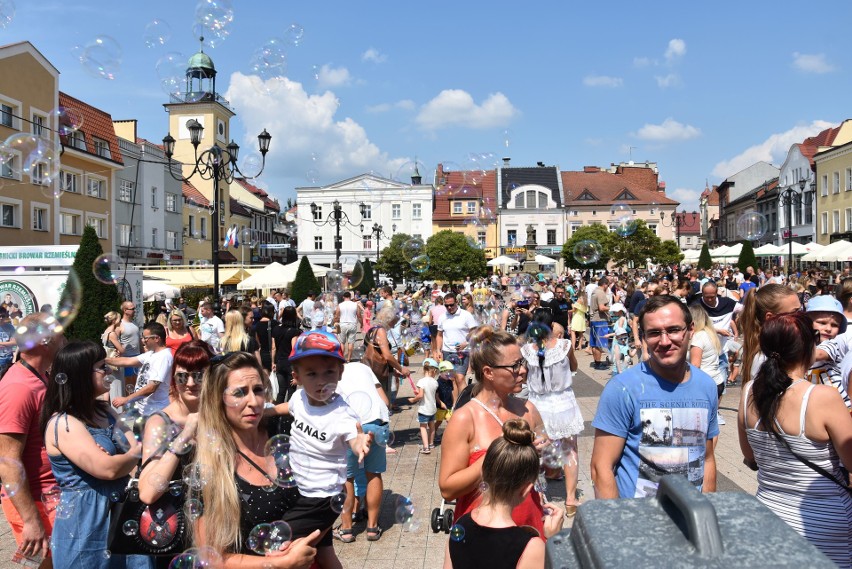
[
  {"xmin": 814, "ymin": 140, "xmax": 852, "ymax": 245},
  {"xmin": 497, "ymin": 164, "xmax": 566, "ymax": 258},
  {"xmin": 432, "ymin": 164, "xmax": 498, "ymax": 258},
  {"xmin": 715, "ymin": 162, "xmax": 780, "ymax": 244}
]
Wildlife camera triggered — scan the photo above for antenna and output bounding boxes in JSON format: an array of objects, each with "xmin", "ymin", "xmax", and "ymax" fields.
[{"xmin": 628, "ymin": 146, "xmax": 637, "ymax": 161}]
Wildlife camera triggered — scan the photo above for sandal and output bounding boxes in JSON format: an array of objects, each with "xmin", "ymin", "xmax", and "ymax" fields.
[
  {"xmin": 420, "ymin": 447, "xmax": 431, "ymax": 454},
  {"xmin": 333, "ymin": 528, "xmax": 356, "ymax": 543},
  {"xmin": 564, "ymin": 502, "xmax": 581, "ymax": 518},
  {"xmin": 366, "ymin": 526, "xmax": 383, "ymax": 541}
]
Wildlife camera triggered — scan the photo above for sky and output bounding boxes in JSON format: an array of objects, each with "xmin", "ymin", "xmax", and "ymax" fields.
[{"xmin": 3, "ymin": 0, "xmax": 851, "ymax": 211}]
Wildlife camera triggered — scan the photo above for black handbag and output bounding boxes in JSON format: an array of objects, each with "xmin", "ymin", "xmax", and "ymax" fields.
[{"xmin": 107, "ymin": 457, "xmax": 188, "ymax": 555}]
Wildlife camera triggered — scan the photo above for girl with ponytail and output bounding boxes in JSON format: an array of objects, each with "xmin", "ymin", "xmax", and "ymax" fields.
[
  {"xmin": 739, "ymin": 284, "xmax": 801, "ymax": 384},
  {"xmin": 738, "ymin": 312, "xmax": 852, "ymax": 566}
]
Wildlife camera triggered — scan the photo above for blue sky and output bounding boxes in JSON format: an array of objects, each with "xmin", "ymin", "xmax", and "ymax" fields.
[{"xmin": 4, "ymin": 0, "xmax": 849, "ymax": 210}]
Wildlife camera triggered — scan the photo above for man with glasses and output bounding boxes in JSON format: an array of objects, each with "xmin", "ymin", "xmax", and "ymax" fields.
[
  {"xmin": 107, "ymin": 322, "xmax": 173, "ymax": 416},
  {"xmin": 433, "ymin": 292, "xmax": 477, "ymax": 401},
  {"xmin": 118, "ymin": 300, "xmax": 141, "ymax": 391},
  {"xmin": 591, "ymin": 295, "xmax": 719, "ymax": 499}
]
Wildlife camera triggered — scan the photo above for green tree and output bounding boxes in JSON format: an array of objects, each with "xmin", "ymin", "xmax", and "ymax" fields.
[
  {"xmin": 607, "ymin": 220, "xmax": 662, "ymax": 268},
  {"xmin": 290, "ymin": 256, "xmax": 321, "ymax": 305},
  {"xmin": 656, "ymin": 240, "xmax": 685, "ymax": 267},
  {"xmin": 61, "ymin": 225, "xmax": 123, "ymax": 342},
  {"xmin": 737, "ymin": 240, "xmax": 758, "ymax": 272},
  {"xmin": 561, "ymin": 224, "xmax": 612, "ymax": 270},
  {"xmin": 697, "ymin": 242, "xmax": 712, "ymax": 270},
  {"xmin": 424, "ymin": 230, "xmax": 487, "ymax": 284},
  {"xmin": 374, "ymin": 233, "xmax": 414, "ymax": 283},
  {"xmin": 357, "ymin": 258, "xmax": 376, "ymax": 294}
]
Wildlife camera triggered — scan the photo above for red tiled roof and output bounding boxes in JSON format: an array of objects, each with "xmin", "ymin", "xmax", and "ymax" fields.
[
  {"xmin": 561, "ymin": 170, "xmax": 678, "ymax": 206},
  {"xmin": 675, "ymin": 212, "xmax": 701, "ymax": 235},
  {"xmin": 57, "ymin": 92, "xmax": 123, "ymax": 164},
  {"xmin": 799, "ymin": 125, "xmax": 842, "ymax": 165},
  {"xmin": 234, "ymin": 177, "xmax": 279, "ymax": 212},
  {"xmin": 701, "ymin": 186, "xmax": 720, "ymax": 206},
  {"xmin": 229, "ymin": 198, "xmax": 252, "ymax": 218},
  {"xmin": 182, "ymin": 181, "xmax": 208, "ymax": 207},
  {"xmin": 433, "ymin": 164, "xmax": 498, "ymax": 225}
]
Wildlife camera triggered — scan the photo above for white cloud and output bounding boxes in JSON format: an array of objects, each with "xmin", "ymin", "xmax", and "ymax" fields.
[
  {"xmin": 366, "ymin": 99, "xmax": 415, "ymax": 113},
  {"xmin": 633, "ymin": 56, "xmax": 653, "ymax": 68},
  {"xmin": 712, "ymin": 120, "xmax": 835, "ymax": 178},
  {"xmin": 655, "ymin": 73, "xmax": 681, "ymax": 88},
  {"xmin": 634, "ymin": 118, "xmax": 701, "ymax": 142},
  {"xmin": 361, "ymin": 48, "xmax": 387, "ymax": 64},
  {"xmin": 792, "ymin": 52, "xmax": 835, "ymax": 74},
  {"xmin": 665, "ymin": 39, "xmax": 686, "ymax": 64},
  {"xmin": 415, "ymin": 89, "xmax": 518, "ymax": 130},
  {"xmin": 583, "ymin": 75, "xmax": 623, "ymax": 88},
  {"xmin": 670, "ymin": 187, "xmax": 701, "ymax": 210},
  {"xmin": 225, "ymin": 72, "xmax": 401, "ymax": 186},
  {"xmin": 316, "ymin": 64, "xmax": 351, "ymax": 89}
]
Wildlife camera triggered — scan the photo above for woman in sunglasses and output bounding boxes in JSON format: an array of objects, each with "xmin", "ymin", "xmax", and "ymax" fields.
[{"xmin": 439, "ymin": 327, "xmax": 563, "ymax": 541}]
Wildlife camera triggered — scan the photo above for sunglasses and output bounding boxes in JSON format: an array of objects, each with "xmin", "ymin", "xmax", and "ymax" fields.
[
  {"xmin": 489, "ymin": 358, "xmax": 527, "ymax": 374},
  {"xmin": 174, "ymin": 371, "xmax": 205, "ymax": 385}
]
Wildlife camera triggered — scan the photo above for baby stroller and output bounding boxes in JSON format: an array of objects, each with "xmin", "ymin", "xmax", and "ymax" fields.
[{"xmin": 429, "ymin": 383, "xmax": 475, "ymax": 533}]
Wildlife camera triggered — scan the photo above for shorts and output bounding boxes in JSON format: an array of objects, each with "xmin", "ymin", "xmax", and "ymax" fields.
[
  {"xmin": 338, "ymin": 323, "xmax": 357, "ymax": 345},
  {"xmin": 717, "ymin": 382, "xmax": 726, "ymax": 399},
  {"xmin": 282, "ymin": 493, "xmax": 340, "ymax": 548},
  {"xmin": 435, "ymin": 408, "xmax": 452, "ymax": 422},
  {"xmin": 346, "ymin": 422, "xmax": 388, "ymax": 476},
  {"xmin": 442, "ymin": 350, "xmax": 470, "ymax": 377},
  {"xmin": 2, "ymin": 496, "xmax": 55, "ymax": 547},
  {"xmin": 589, "ymin": 322, "xmax": 610, "ymax": 348},
  {"xmin": 123, "ymin": 365, "xmax": 138, "ymax": 378},
  {"xmin": 417, "ymin": 413, "xmax": 436, "ymax": 424}
]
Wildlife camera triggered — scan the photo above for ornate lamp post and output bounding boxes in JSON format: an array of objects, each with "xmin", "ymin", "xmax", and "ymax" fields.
[
  {"xmin": 163, "ymin": 119, "xmax": 271, "ymax": 313},
  {"xmin": 780, "ymin": 178, "xmax": 807, "ymax": 275},
  {"xmin": 660, "ymin": 209, "xmax": 699, "ymax": 246},
  {"xmin": 310, "ymin": 199, "xmax": 366, "ymax": 270}
]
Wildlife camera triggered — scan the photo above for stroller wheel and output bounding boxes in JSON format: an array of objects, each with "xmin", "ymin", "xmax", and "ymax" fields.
[
  {"xmin": 430, "ymin": 507, "xmax": 442, "ymax": 533},
  {"xmin": 442, "ymin": 508, "xmax": 454, "ymax": 533}
]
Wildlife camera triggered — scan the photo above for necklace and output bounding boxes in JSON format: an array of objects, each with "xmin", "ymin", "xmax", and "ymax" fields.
[{"xmin": 785, "ymin": 377, "xmax": 808, "ymax": 390}]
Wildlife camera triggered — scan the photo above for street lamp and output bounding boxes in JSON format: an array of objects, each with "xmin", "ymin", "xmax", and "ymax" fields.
[
  {"xmin": 310, "ymin": 199, "xmax": 366, "ymax": 269},
  {"xmin": 780, "ymin": 178, "xmax": 807, "ymax": 276},
  {"xmin": 163, "ymin": 120, "xmax": 271, "ymax": 314},
  {"xmin": 660, "ymin": 209, "xmax": 698, "ymax": 246}
]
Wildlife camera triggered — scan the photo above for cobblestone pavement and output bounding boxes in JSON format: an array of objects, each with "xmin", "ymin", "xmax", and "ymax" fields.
[{"xmin": 0, "ymin": 347, "xmax": 757, "ymax": 569}]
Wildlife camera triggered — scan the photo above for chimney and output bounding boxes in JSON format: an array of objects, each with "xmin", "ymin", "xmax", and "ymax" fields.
[
  {"xmin": 537, "ymin": 161, "xmax": 545, "ymax": 167},
  {"xmin": 503, "ymin": 157, "xmax": 510, "ymax": 167},
  {"xmin": 583, "ymin": 166, "xmax": 601, "ymax": 173},
  {"xmin": 657, "ymin": 180, "xmax": 666, "ymax": 193}
]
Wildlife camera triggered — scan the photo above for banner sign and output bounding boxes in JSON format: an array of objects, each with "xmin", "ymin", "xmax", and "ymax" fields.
[{"xmin": 0, "ymin": 246, "xmax": 79, "ymax": 268}]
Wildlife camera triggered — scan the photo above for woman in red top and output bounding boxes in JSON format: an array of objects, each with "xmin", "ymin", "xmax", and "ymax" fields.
[
  {"xmin": 439, "ymin": 327, "xmax": 560, "ymax": 538},
  {"xmin": 165, "ymin": 309, "xmax": 195, "ymax": 356}
]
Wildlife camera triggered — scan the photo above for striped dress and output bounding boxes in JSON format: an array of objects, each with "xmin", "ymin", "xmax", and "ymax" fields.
[{"xmin": 744, "ymin": 382, "xmax": 852, "ymax": 567}]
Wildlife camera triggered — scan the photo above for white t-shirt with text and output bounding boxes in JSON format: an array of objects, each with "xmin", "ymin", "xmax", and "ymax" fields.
[{"xmin": 133, "ymin": 348, "xmax": 173, "ymax": 416}]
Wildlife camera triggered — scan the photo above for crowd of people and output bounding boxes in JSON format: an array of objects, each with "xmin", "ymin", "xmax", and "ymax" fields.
[{"xmin": 0, "ymin": 261, "xmax": 849, "ymax": 567}]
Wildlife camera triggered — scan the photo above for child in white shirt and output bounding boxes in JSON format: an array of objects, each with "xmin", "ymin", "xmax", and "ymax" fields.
[{"xmin": 409, "ymin": 358, "xmax": 439, "ymax": 454}]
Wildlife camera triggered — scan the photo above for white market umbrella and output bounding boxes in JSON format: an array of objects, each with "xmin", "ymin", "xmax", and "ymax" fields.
[
  {"xmin": 753, "ymin": 244, "xmax": 783, "ymax": 256},
  {"xmin": 804, "ymin": 242, "xmax": 825, "ymax": 252},
  {"xmin": 534, "ymin": 254, "xmax": 558, "ymax": 265},
  {"xmin": 709, "ymin": 246, "xmax": 731, "ymax": 257},
  {"xmin": 487, "ymin": 255, "xmax": 521, "ymax": 267},
  {"xmin": 142, "ymin": 279, "xmax": 180, "ymax": 301},
  {"xmin": 237, "ymin": 259, "xmax": 330, "ymax": 290},
  {"xmin": 682, "ymin": 249, "xmax": 701, "ymax": 260},
  {"xmin": 801, "ymin": 240, "xmax": 852, "ymax": 262}
]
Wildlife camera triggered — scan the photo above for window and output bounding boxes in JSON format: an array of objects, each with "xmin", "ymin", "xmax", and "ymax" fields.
[
  {"xmin": 571, "ymin": 210, "xmax": 578, "ymax": 216},
  {"xmin": 151, "ymin": 187, "xmax": 158, "ymax": 208},
  {"xmin": 821, "ymin": 212, "xmax": 828, "ymax": 235},
  {"xmin": 833, "ymin": 210, "xmax": 840, "ymax": 233},
  {"xmin": 453, "ymin": 201, "xmax": 462, "ymax": 214},
  {"xmin": 30, "ymin": 162, "xmax": 47, "ymax": 185},
  {"xmin": 32, "ymin": 206, "xmax": 47, "ymax": 231},
  {"xmin": 151, "ymin": 227, "xmax": 158, "ymax": 248},
  {"xmin": 167, "ymin": 230, "xmax": 177, "ymax": 250},
  {"xmin": 67, "ymin": 131, "xmax": 86, "ymax": 150},
  {"xmin": 392, "ymin": 204, "xmax": 401, "ymax": 219},
  {"xmin": 650, "ymin": 207, "xmax": 656, "ymax": 215},
  {"xmin": 118, "ymin": 224, "xmax": 131, "ymax": 247},
  {"xmin": 477, "ymin": 230, "xmax": 486, "ymax": 247},
  {"xmin": 514, "ymin": 193, "xmax": 523, "ymax": 208},
  {"xmin": 312, "ymin": 205, "xmax": 322, "ymax": 220},
  {"xmin": 188, "ymin": 215, "xmax": 195, "ymax": 237},
  {"xmin": 362, "ymin": 204, "xmax": 371, "ymax": 220},
  {"xmin": 87, "ymin": 217, "xmax": 105, "ymax": 238},
  {"xmin": 200, "ymin": 217, "xmax": 207, "ymax": 239},
  {"xmin": 524, "ymin": 190, "xmax": 536, "ymax": 209},
  {"xmin": 846, "ymin": 208, "xmax": 852, "ymax": 232},
  {"xmin": 685, "ymin": 236, "xmax": 692, "ymax": 246},
  {"xmin": 834, "ymin": 172, "xmax": 840, "ymax": 194},
  {"xmin": 794, "ymin": 200, "xmax": 802, "ymax": 226},
  {"xmin": 467, "ymin": 201, "xmax": 476, "ymax": 214},
  {"xmin": 648, "ymin": 223, "xmax": 658, "ymax": 236},
  {"xmin": 847, "ymin": 168, "xmax": 852, "ymax": 191},
  {"xmin": 539, "ymin": 192, "xmax": 547, "ymax": 208},
  {"xmin": 822, "ymin": 175, "xmax": 828, "ymax": 197},
  {"xmin": 363, "ymin": 234, "xmax": 372, "ymax": 249},
  {"xmin": 570, "ymin": 222, "xmax": 582, "ymax": 235},
  {"xmin": 412, "ymin": 203, "xmax": 421, "ymax": 219},
  {"xmin": 93, "ymin": 137, "xmax": 111, "ymax": 159},
  {"xmin": 32, "ymin": 114, "xmax": 45, "ymax": 138},
  {"xmin": 804, "ymin": 192, "xmax": 814, "ymax": 224},
  {"xmin": 118, "ymin": 180, "xmax": 133, "ymax": 202},
  {"xmin": 60, "ymin": 212, "xmax": 80, "ymax": 235},
  {"xmin": 507, "ymin": 229, "xmax": 517, "ymax": 246},
  {"xmin": 0, "ymin": 154, "xmax": 18, "ymax": 179},
  {"xmin": 0, "ymin": 103, "xmax": 12, "ymax": 127},
  {"xmin": 60, "ymin": 171, "xmax": 79, "ymax": 193},
  {"xmin": 314, "ymin": 236, "xmax": 322, "ymax": 250},
  {"xmin": 1, "ymin": 203, "xmax": 16, "ymax": 227},
  {"xmin": 547, "ymin": 229, "xmax": 556, "ymax": 245},
  {"xmin": 165, "ymin": 193, "xmax": 177, "ymax": 212},
  {"xmin": 87, "ymin": 177, "xmax": 105, "ymax": 199}
]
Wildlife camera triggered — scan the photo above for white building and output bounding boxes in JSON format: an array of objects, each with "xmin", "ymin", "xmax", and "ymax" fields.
[
  {"xmin": 296, "ymin": 173, "xmax": 434, "ymax": 267},
  {"xmin": 777, "ymin": 143, "xmax": 816, "ymax": 246},
  {"xmin": 496, "ymin": 165, "xmax": 566, "ymax": 257}
]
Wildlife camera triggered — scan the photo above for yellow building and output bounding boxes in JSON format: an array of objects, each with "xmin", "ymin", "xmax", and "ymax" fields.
[
  {"xmin": 814, "ymin": 135, "xmax": 852, "ymax": 245},
  {"xmin": 0, "ymin": 41, "xmax": 121, "ymax": 251},
  {"xmin": 432, "ymin": 164, "xmax": 499, "ymax": 259}
]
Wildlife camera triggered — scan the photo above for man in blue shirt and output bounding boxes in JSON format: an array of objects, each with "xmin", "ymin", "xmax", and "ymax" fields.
[{"xmin": 591, "ymin": 295, "xmax": 719, "ymax": 498}]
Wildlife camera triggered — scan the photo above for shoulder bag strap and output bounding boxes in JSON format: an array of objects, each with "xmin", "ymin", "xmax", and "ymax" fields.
[
  {"xmin": 774, "ymin": 433, "xmax": 852, "ymax": 495},
  {"xmin": 236, "ymin": 450, "xmax": 276, "ymax": 486}
]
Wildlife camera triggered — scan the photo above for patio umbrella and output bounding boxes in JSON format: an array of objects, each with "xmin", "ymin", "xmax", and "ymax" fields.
[
  {"xmin": 753, "ymin": 244, "xmax": 783, "ymax": 256},
  {"xmin": 801, "ymin": 240, "xmax": 852, "ymax": 262},
  {"xmin": 487, "ymin": 255, "xmax": 521, "ymax": 267},
  {"xmin": 534, "ymin": 254, "xmax": 558, "ymax": 265}
]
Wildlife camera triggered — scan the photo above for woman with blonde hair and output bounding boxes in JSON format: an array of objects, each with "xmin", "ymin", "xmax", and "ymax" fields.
[
  {"xmin": 102, "ymin": 310, "xmax": 123, "ymax": 358},
  {"xmin": 189, "ymin": 351, "xmax": 319, "ymax": 565},
  {"xmin": 689, "ymin": 304, "xmax": 727, "ymax": 427},
  {"xmin": 165, "ymin": 309, "xmax": 195, "ymax": 356},
  {"xmin": 220, "ymin": 309, "xmax": 260, "ymax": 361},
  {"xmin": 363, "ymin": 307, "xmax": 411, "ymax": 407},
  {"xmin": 739, "ymin": 283, "xmax": 801, "ymax": 384}
]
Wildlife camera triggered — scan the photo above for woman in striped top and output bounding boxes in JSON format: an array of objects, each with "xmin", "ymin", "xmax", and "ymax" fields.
[{"xmin": 738, "ymin": 311, "xmax": 852, "ymax": 567}]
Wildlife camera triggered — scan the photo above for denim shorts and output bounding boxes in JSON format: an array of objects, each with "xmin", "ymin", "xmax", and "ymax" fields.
[
  {"xmin": 417, "ymin": 413, "xmax": 436, "ymax": 424},
  {"xmin": 346, "ymin": 421, "xmax": 388, "ymax": 476},
  {"xmin": 589, "ymin": 322, "xmax": 610, "ymax": 348},
  {"xmin": 442, "ymin": 350, "xmax": 470, "ymax": 377}
]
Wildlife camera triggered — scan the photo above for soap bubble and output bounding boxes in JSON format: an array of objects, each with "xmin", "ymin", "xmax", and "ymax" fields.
[
  {"xmin": 410, "ymin": 255, "xmax": 430, "ymax": 273},
  {"xmin": 249, "ymin": 38, "xmax": 287, "ymax": 89},
  {"xmin": 313, "ymin": 382, "xmax": 338, "ymax": 403},
  {"xmin": 109, "ymin": 490, "xmax": 122, "ymax": 503},
  {"xmin": 374, "ymin": 428, "xmax": 393, "ymax": 447},
  {"xmin": 449, "ymin": 524, "xmax": 465, "ymax": 542},
  {"xmin": 93, "ymin": 253, "xmax": 122, "ymax": 284},
  {"xmin": 401, "ymin": 238, "xmax": 425, "ymax": 261},
  {"xmin": 736, "ymin": 212, "xmax": 768, "ymax": 241},
  {"xmin": 284, "ymin": 23, "xmax": 304, "ymax": 46},
  {"xmin": 143, "ymin": 19, "xmax": 172, "ymax": 48},
  {"xmin": 326, "ymin": 270, "xmax": 343, "ymax": 292},
  {"xmin": 168, "ymin": 546, "xmax": 222, "ymax": 569},
  {"xmin": 0, "ymin": 457, "xmax": 24, "ymax": 497},
  {"xmin": 183, "ymin": 463, "xmax": 212, "ymax": 491},
  {"xmin": 187, "ymin": 498, "xmax": 204, "ymax": 520},
  {"xmin": 77, "ymin": 36, "xmax": 122, "ymax": 80},
  {"xmin": 103, "ymin": 374, "xmax": 117, "ymax": 386},
  {"xmin": 572, "ymin": 240, "xmax": 602, "ymax": 265},
  {"xmin": 330, "ymin": 491, "xmax": 346, "ymax": 514},
  {"xmin": 156, "ymin": 52, "xmax": 187, "ymax": 98},
  {"xmin": 122, "ymin": 520, "xmax": 139, "ymax": 536},
  {"xmin": 264, "ymin": 434, "xmax": 290, "ymax": 457},
  {"xmin": 339, "ymin": 255, "xmax": 364, "ymax": 289},
  {"xmin": 395, "ymin": 159, "xmax": 429, "ymax": 185},
  {"xmin": 54, "ymin": 372, "xmax": 68, "ymax": 385},
  {"xmin": 51, "ymin": 107, "xmax": 84, "ymax": 136},
  {"xmin": 238, "ymin": 152, "xmax": 262, "ymax": 176},
  {"xmin": 266, "ymin": 452, "xmax": 297, "ymax": 489},
  {"xmin": 525, "ymin": 323, "xmax": 551, "ymax": 345},
  {"xmin": 0, "ymin": 0, "xmax": 14, "ymax": 29},
  {"xmin": 344, "ymin": 391, "xmax": 374, "ymax": 420},
  {"xmin": 193, "ymin": 0, "xmax": 234, "ymax": 47},
  {"xmin": 611, "ymin": 203, "xmax": 637, "ymax": 237},
  {"xmin": 268, "ymin": 521, "xmax": 292, "ymax": 550},
  {"xmin": 41, "ymin": 485, "xmax": 61, "ymax": 512},
  {"xmin": 247, "ymin": 523, "xmax": 275, "ymax": 555},
  {"xmin": 395, "ymin": 501, "xmax": 420, "ymax": 532}
]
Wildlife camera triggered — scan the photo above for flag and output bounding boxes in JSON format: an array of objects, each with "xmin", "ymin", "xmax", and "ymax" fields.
[
  {"xmin": 223, "ymin": 226, "xmax": 233, "ymax": 248},
  {"xmin": 231, "ymin": 225, "xmax": 240, "ymax": 248}
]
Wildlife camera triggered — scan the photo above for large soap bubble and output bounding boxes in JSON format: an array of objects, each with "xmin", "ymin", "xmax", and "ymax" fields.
[{"xmin": 736, "ymin": 212, "xmax": 768, "ymax": 241}]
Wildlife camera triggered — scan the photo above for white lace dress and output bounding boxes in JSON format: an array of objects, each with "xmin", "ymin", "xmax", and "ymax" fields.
[{"xmin": 521, "ymin": 339, "xmax": 584, "ymax": 439}]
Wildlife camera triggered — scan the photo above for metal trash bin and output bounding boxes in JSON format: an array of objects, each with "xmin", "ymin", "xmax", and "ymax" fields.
[{"xmin": 546, "ymin": 475, "xmax": 834, "ymax": 568}]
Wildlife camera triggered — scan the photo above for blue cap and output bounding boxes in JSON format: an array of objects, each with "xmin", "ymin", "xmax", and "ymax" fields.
[
  {"xmin": 289, "ymin": 329, "xmax": 345, "ymax": 362},
  {"xmin": 805, "ymin": 296, "xmax": 848, "ymax": 334},
  {"xmin": 423, "ymin": 358, "xmax": 438, "ymax": 368}
]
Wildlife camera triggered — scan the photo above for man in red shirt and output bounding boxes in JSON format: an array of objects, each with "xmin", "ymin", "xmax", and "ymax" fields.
[{"xmin": 0, "ymin": 314, "xmax": 66, "ymax": 565}]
